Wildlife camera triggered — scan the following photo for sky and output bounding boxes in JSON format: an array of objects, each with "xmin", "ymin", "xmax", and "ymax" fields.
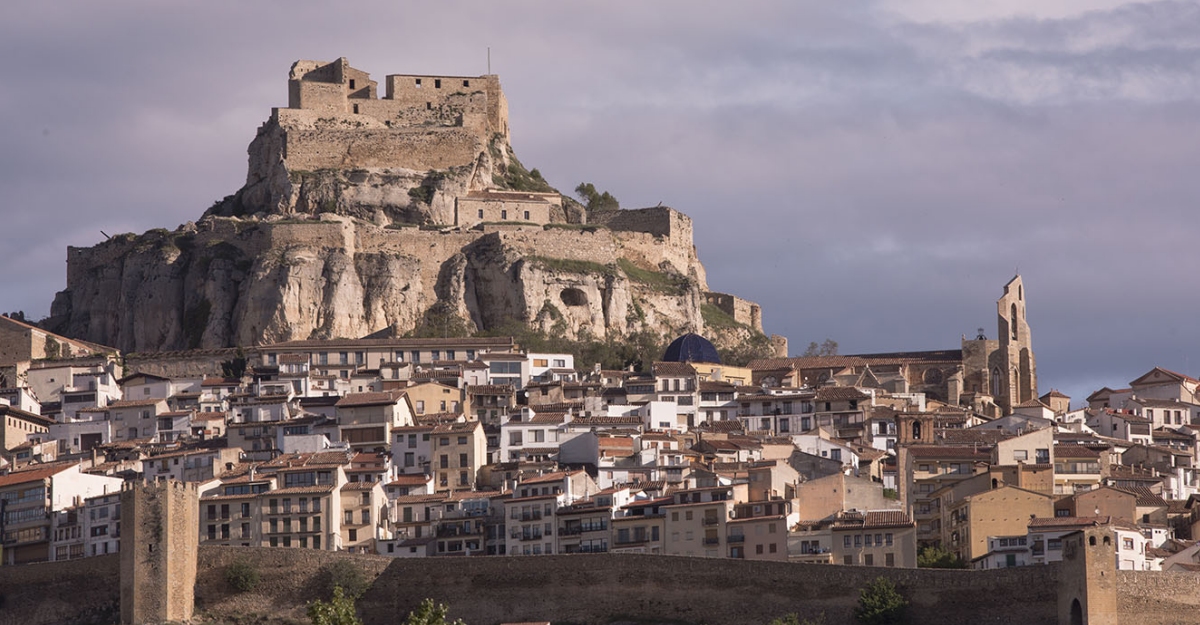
[{"xmin": 2, "ymin": 1, "xmax": 1199, "ymax": 406}]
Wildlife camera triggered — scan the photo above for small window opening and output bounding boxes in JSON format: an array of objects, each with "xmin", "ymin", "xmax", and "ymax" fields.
[
  {"xmin": 426, "ymin": 102, "xmax": 432, "ymax": 110},
  {"xmin": 524, "ymin": 210, "xmax": 530, "ymax": 220},
  {"xmin": 1103, "ymin": 536, "xmax": 1111, "ymax": 545},
  {"xmin": 1089, "ymin": 536, "xmax": 1096, "ymax": 546},
  {"xmin": 434, "ymin": 79, "xmax": 442, "ymax": 88},
  {"xmin": 478, "ymin": 209, "xmax": 484, "ymax": 219},
  {"xmin": 352, "ymin": 104, "xmax": 359, "ymax": 114},
  {"xmin": 463, "ymin": 80, "xmax": 470, "ymax": 87},
  {"xmin": 1011, "ymin": 304, "xmax": 1019, "ymax": 341},
  {"xmin": 501, "ymin": 210, "xmax": 507, "ymax": 220},
  {"xmin": 415, "ymin": 78, "xmax": 422, "ymax": 87},
  {"xmin": 349, "ymin": 79, "xmax": 356, "ymax": 89}
]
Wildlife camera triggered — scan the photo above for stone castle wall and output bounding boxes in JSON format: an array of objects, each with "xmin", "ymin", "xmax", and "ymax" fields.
[
  {"xmin": 5, "ymin": 545, "xmax": 1200, "ymax": 625},
  {"xmin": 705, "ymin": 291, "xmax": 764, "ymax": 332},
  {"xmin": 275, "ymin": 112, "xmax": 484, "ymax": 173}
]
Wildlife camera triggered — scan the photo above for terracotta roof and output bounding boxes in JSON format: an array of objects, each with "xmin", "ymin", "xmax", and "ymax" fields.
[
  {"xmin": 336, "ymin": 390, "xmax": 406, "ymax": 408},
  {"xmin": 0, "ymin": 463, "xmax": 75, "ymax": 488},
  {"xmin": 526, "ymin": 411, "xmax": 568, "ymax": 425},
  {"xmin": 694, "ymin": 420, "xmax": 745, "ymax": 433},
  {"xmin": 815, "ymin": 387, "xmax": 870, "ymax": 401},
  {"xmin": 652, "ymin": 362, "xmax": 697, "ymax": 377},
  {"xmin": 569, "ymin": 416, "xmax": 644, "ymax": 427},
  {"xmin": 832, "ymin": 510, "xmax": 914, "ymax": 530},
  {"xmin": 1041, "ymin": 390, "xmax": 1071, "ymax": 399},
  {"xmin": 1028, "ymin": 516, "xmax": 1111, "ymax": 529},
  {"xmin": 1054, "ymin": 445, "xmax": 1100, "ymax": 458},
  {"xmin": 108, "ymin": 398, "xmax": 166, "ymax": 408},
  {"xmin": 388, "ymin": 475, "xmax": 432, "ymax": 487},
  {"xmin": 520, "ymin": 470, "xmax": 570, "ymax": 485},
  {"xmin": 467, "ymin": 384, "xmax": 516, "ymax": 395},
  {"xmin": 905, "ymin": 445, "xmax": 991, "ymax": 460},
  {"xmin": 1119, "ymin": 486, "xmax": 1168, "ymax": 508}
]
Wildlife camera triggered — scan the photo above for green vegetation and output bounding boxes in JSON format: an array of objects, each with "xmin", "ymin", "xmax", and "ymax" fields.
[
  {"xmin": 316, "ymin": 560, "xmax": 370, "ymax": 600},
  {"xmin": 307, "ymin": 586, "xmax": 361, "ymax": 625},
  {"xmin": 855, "ymin": 577, "xmax": 908, "ymax": 625},
  {"xmin": 917, "ymin": 545, "xmax": 967, "ymax": 569},
  {"xmin": 701, "ymin": 302, "xmax": 740, "ymax": 331},
  {"xmin": 717, "ymin": 332, "xmax": 776, "ymax": 367},
  {"xmin": 221, "ymin": 348, "xmax": 248, "ymax": 379},
  {"xmin": 617, "ymin": 258, "xmax": 689, "ymax": 295},
  {"xmin": 43, "ymin": 336, "xmax": 61, "ymax": 360},
  {"xmin": 223, "ymin": 559, "xmax": 260, "ymax": 593},
  {"xmin": 883, "ymin": 488, "xmax": 899, "ymax": 500},
  {"xmin": 574, "ymin": 182, "xmax": 620, "ymax": 213},
  {"xmin": 182, "ymin": 299, "xmax": 212, "ymax": 350},
  {"xmin": 543, "ymin": 223, "xmax": 603, "ymax": 232},
  {"xmin": 408, "ymin": 302, "xmax": 474, "ymax": 339},
  {"xmin": 400, "ymin": 599, "xmax": 466, "ymax": 625},
  {"xmin": 769, "ymin": 614, "xmax": 826, "ymax": 625},
  {"xmin": 489, "ymin": 137, "xmax": 555, "ymax": 193},
  {"xmin": 526, "ymin": 256, "xmax": 614, "ymax": 277},
  {"xmin": 477, "ymin": 221, "xmax": 540, "ymax": 228}
]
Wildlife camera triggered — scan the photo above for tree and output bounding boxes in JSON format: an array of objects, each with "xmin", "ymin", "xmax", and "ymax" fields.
[
  {"xmin": 855, "ymin": 577, "xmax": 908, "ymax": 625},
  {"xmin": 307, "ymin": 586, "xmax": 362, "ymax": 625},
  {"xmin": 917, "ymin": 545, "xmax": 967, "ymax": 569},
  {"xmin": 223, "ymin": 558, "xmax": 260, "ymax": 593},
  {"xmin": 574, "ymin": 182, "xmax": 619, "ymax": 213},
  {"xmin": 220, "ymin": 348, "xmax": 248, "ymax": 378},
  {"xmin": 401, "ymin": 599, "xmax": 466, "ymax": 625},
  {"xmin": 801, "ymin": 339, "xmax": 839, "ymax": 357}
]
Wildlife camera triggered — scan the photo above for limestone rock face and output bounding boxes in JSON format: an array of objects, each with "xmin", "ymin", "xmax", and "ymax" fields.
[{"xmin": 48, "ymin": 215, "xmax": 725, "ymax": 353}]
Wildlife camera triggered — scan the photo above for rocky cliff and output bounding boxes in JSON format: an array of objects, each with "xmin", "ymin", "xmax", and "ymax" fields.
[{"xmin": 45, "ymin": 59, "xmax": 765, "ymax": 353}]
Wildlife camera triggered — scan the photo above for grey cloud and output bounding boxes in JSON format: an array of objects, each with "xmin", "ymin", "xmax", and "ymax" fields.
[{"xmin": 2, "ymin": 1, "xmax": 1198, "ymax": 407}]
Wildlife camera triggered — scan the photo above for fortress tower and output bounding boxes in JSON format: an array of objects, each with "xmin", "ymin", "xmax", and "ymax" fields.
[
  {"xmin": 120, "ymin": 480, "xmax": 199, "ymax": 625},
  {"xmin": 1058, "ymin": 526, "xmax": 1118, "ymax": 625}
]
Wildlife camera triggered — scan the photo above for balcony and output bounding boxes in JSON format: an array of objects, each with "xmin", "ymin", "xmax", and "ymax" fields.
[
  {"xmin": 703, "ymin": 537, "xmax": 720, "ymax": 546},
  {"xmin": 728, "ymin": 534, "xmax": 745, "ymax": 543},
  {"xmin": 519, "ymin": 511, "xmax": 543, "ymax": 521},
  {"xmin": 702, "ymin": 517, "xmax": 720, "ymax": 526}
]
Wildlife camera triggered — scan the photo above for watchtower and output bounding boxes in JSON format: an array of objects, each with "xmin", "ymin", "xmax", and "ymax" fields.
[
  {"xmin": 120, "ymin": 480, "xmax": 199, "ymax": 625},
  {"xmin": 1058, "ymin": 526, "xmax": 1118, "ymax": 625},
  {"xmin": 894, "ymin": 412, "xmax": 936, "ymax": 512}
]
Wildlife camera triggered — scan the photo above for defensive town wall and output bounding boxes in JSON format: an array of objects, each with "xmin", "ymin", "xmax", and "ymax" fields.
[{"xmin": 6, "ymin": 546, "xmax": 1200, "ymax": 625}]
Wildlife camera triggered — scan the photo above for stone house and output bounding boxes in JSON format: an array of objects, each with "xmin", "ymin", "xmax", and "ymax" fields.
[
  {"xmin": 335, "ymin": 389, "xmax": 415, "ymax": 453},
  {"xmin": 830, "ymin": 510, "xmax": 917, "ymax": 567},
  {"xmin": 431, "ymin": 420, "xmax": 486, "ymax": 491}
]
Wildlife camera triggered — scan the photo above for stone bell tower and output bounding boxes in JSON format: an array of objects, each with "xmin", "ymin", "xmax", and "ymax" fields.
[
  {"xmin": 993, "ymin": 275, "xmax": 1037, "ymax": 414},
  {"xmin": 1058, "ymin": 525, "xmax": 1118, "ymax": 625}
]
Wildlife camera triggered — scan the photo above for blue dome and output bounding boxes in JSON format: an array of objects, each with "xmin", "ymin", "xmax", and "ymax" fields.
[{"xmin": 662, "ymin": 333, "xmax": 721, "ymax": 364}]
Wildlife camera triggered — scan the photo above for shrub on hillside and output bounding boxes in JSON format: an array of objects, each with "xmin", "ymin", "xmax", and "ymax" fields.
[
  {"xmin": 224, "ymin": 559, "xmax": 260, "ymax": 593},
  {"xmin": 316, "ymin": 559, "xmax": 369, "ymax": 599}
]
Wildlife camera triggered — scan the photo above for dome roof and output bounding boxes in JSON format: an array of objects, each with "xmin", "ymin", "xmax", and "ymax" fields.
[{"xmin": 662, "ymin": 333, "xmax": 721, "ymax": 364}]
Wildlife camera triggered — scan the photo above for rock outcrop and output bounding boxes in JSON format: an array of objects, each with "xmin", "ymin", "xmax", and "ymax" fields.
[{"xmin": 45, "ymin": 58, "xmax": 766, "ymax": 353}]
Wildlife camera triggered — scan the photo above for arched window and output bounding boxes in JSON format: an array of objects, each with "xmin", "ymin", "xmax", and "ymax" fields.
[
  {"xmin": 991, "ymin": 367, "xmax": 1002, "ymax": 397},
  {"xmin": 912, "ymin": 420, "xmax": 922, "ymax": 441},
  {"xmin": 1010, "ymin": 304, "xmax": 1019, "ymax": 341}
]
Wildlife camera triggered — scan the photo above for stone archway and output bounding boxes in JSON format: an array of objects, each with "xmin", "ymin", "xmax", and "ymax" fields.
[{"xmin": 1069, "ymin": 598, "xmax": 1083, "ymax": 625}]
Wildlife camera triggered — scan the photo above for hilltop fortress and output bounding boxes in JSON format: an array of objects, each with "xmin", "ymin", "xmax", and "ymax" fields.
[{"xmin": 47, "ymin": 59, "xmax": 771, "ymax": 353}]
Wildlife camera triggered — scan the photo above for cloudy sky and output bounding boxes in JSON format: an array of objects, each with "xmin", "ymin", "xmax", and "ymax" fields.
[{"xmin": 3, "ymin": 1, "xmax": 1199, "ymax": 404}]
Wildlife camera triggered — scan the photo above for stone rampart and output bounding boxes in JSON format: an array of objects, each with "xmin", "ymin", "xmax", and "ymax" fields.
[
  {"xmin": 1117, "ymin": 570, "xmax": 1200, "ymax": 624},
  {"xmin": 281, "ymin": 125, "xmax": 483, "ymax": 172},
  {"xmin": 705, "ymin": 291, "xmax": 764, "ymax": 332},
  {"xmin": 123, "ymin": 348, "xmax": 241, "ymax": 378},
  {"xmin": 5, "ymin": 546, "xmax": 1200, "ymax": 625}
]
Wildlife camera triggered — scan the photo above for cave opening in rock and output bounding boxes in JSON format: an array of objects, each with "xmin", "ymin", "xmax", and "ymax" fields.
[{"xmin": 560, "ymin": 287, "xmax": 588, "ymax": 307}]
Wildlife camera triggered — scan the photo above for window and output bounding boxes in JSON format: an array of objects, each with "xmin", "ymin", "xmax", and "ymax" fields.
[
  {"xmin": 501, "ymin": 210, "xmax": 508, "ymax": 220},
  {"xmin": 1013, "ymin": 449, "xmax": 1028, "ymax": 461},
  {"xmin": 844, "ymin": 535, "xmax": 852, "ymax": 548}
]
